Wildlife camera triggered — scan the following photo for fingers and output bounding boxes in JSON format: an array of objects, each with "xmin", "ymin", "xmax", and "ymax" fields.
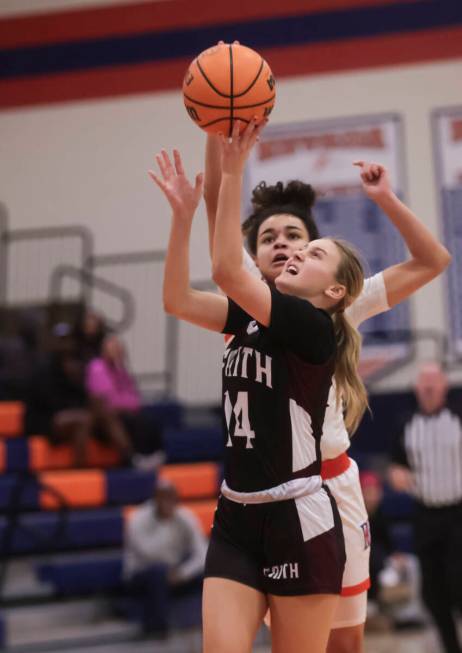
[
  {"xmin": 194, "ymin": 172, "xmax": 204, "ymax": 193},
  {"xmin": 354, "ymin": 160, "xmax": 385, "ymax": 182},
  {"xmin": 173, "ymin": 149, "xmax": 185, "ymax": 177},
  {"xmin": 155, "ymin": 150, "xmax": 174, "ymax": 180},
  {"xmin": 148, "ymin": 170, "xmax": 167, "ymax": 192}
]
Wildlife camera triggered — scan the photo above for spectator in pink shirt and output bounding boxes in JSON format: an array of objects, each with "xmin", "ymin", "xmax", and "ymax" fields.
[{"xmin": 87, "ymin": 334, "xmax": 164, "ymax": 469}]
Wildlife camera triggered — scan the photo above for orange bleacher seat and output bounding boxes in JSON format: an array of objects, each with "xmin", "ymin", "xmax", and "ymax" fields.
[
  {"xmin": 39, "ymin": 470, "xmax": 105, "ymax": 509},
  {"xmin": 159, "ymin": 462, "xmax": 219, "ymax": 500},
  {"xmin": 86, "ymin": 439, "xmax": 120, "ymax": 468},
  {"xmin": 123, "ymin": 499, "xmax": 217, "ymax": 536},
  {"xmin": 29, "ymin": 436, "xmax": 120, "ymax": 471},
  {"xmin": 0, "ymin": 401, "xmax": 24, "ymax": 437},
  {"xmin": 29, "ymin": 436, "xmax": 74, "ymax": 471}
]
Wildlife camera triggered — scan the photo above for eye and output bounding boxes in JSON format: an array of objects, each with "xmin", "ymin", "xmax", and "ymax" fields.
[
  {"xmin": 288, "ymin": 232, "xmax": 302, "ymax": 240},
  {"xmin": 261, "ymin": 235, "xmax": 274, "ymax": 244}
]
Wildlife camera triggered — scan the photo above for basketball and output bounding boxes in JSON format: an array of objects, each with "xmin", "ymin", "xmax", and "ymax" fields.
[{"xmin": 182, "ymin": 43, "xmax": 276, "ymax": 135}]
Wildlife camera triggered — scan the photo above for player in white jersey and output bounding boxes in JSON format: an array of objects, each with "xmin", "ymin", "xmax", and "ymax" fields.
[{"xmin": 204, "ymin": 133, "xmax": 450, "ymax": 652}]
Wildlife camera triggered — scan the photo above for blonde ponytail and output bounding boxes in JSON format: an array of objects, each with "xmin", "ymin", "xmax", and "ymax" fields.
[
  {"xmin": 332, "ymin": 311, "xmax": 369, "ymax": 433},
  {"xmin": 330, "ymin": 239, "xmax": 369, "ymax": 434}
]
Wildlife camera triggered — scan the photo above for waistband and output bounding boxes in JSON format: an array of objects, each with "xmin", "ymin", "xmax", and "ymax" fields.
[
  {"xmin": 221, "ymin": 475, "xmax": 323, "ymax": 504},
  {"xmin": 321, "ymin": 452, "xmax": 351, "ymax": 480}
]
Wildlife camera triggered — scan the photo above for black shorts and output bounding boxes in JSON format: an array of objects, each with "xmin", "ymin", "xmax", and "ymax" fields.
[{"xmin": 205, "ymin": 487, "xmax": 345, "ymax": 596}]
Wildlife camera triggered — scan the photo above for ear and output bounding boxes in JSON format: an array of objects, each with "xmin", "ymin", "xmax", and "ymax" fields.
[{"xmin": 325, "ymin": 284, "xmax": 346, "ymax": 302}]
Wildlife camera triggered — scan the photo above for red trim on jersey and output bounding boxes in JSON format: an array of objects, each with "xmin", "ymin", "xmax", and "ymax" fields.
[
  {"xmin": 321, "ymin": 452, "xmax": 351, "ymax": 480},
  {"xmin": 341, "ymin": 577, "xmax": 371, "ymax": 597}
]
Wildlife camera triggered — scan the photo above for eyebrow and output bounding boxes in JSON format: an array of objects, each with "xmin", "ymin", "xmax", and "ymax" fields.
[{"xmin": 259, "ymin": 225, "xmax": 304, "ymax": 237}]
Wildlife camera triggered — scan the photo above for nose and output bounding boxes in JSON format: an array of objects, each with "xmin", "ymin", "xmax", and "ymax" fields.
[
  {"xmin": 293, "ymin": 248, "xmax": 306, "ymax": 261},
  {"xmin": 273, "ymin": 234, "xmax": 288, "ymax": 249}
]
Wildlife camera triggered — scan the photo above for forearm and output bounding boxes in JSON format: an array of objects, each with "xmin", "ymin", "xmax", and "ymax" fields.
[
  {"xmin": 375, "ymin": 191, "xmax": 451, "ymax": 271},
  {"xmin": 163, "ymin": 212, "xmax": 194, "ymax": 315},
  {"xmin": 212, "ymin": 172, "xmax": 244, "ymax": 286},
  {"xmin": 204, "ymin": 134, "xmax": 222, "ymax": 257}
]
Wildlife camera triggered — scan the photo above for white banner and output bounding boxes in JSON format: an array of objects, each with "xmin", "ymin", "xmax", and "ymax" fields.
[
  {"xmin": 245, "ymin": 114, "xmax": 411, "ymax": 377},
  {"xmin": 433, "ymin": 107, "xmax": 462, "ymax": 356}
]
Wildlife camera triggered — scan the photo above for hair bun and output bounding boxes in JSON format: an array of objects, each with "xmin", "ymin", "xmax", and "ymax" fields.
[{"xmin": 251, "ymin": 180, "xmax": 316, "ymax": 213}]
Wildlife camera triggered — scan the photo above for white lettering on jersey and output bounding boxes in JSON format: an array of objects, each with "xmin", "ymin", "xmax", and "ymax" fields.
[
  {"xmin": 255, "ymin": 351, "xmax": 272, "ymax": 389},
  {"xmin": 222, "ymin": 347, "xmax": 273, "ymax": 389},
  {"xmin": 263, "ymin": 562, "xmax": 299, "ymax": 580},
  {"xmin": 246, "ymin": 321, "xmax": 259, "ymax": 335},
  {"xmin": 224, "ymin": 391, "xmax": 255, "ymax": 449}
]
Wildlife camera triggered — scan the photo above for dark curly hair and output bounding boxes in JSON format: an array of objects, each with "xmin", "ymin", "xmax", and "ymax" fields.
[{"xmin": 242, "ymin": 180, "xmax": 320, "ymax": 255}]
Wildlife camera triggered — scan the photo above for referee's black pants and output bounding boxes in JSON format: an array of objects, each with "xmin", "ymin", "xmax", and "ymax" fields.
[{"xmin": 414, "ymin": 502, "xmax": 462, "ymax": 653}]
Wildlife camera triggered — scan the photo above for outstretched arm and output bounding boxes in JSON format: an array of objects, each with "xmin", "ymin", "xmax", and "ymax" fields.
[
  {"xmin": 354, "ymin": 161, "xmax": 451, "ymax": 307},
  {"xmin": 149, "ymin": 149, "xmax": 228, "ymax": 332},
  {"xmin": 204, "ymin": 134, "xmax": 222, "ymax": 258},
  {"xmin": 212, "ymin": 120, "xmax": 272, "ymax": 326}
]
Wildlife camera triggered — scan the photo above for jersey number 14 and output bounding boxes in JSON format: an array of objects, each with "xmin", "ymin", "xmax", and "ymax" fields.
[{"xmin": 224, "ymin": 391, "xmax": 255, "ymax": 449}]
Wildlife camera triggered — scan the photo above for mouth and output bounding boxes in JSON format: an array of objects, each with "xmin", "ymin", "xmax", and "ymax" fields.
[
  {"xmin": 272, "ymin": 253, "xmax": 289, "ymax": 267},
  {"xmin": 284, "ymin": 259, "xmax": 299, "ymax": 276}
]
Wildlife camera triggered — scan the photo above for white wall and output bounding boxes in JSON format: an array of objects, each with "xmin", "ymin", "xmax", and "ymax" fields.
[{"xmin": 1, "ymin": 57, "xmax": 462, "ymax": 400}]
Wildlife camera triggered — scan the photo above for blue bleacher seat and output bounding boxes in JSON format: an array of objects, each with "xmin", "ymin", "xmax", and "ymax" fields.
[
  {"xmin": 37, "ymin": 555, "xmax": 123, "ymax": 594},
  {"xmin": 164, "ymin": 426, "xmax": 223, "ymax": 463},
  {"xmin": 0, "ymin": 507, "xmax": 124, "ymax": 554},
  {"xmin": 106, "ymin": 469, "xmax": 154, "ymax": 505},
  {"xmin": 0, "ymin": 474, "xmax": 39, "ymax": 510},
  {"xmin": 5, "ymin": 439, "xmax": 29, "ymax": 472}
]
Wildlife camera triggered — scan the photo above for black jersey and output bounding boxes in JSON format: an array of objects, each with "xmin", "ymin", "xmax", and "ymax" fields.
[{"xmin": 222, "ymin": 288, "xmax": 336, "ymax": 493}]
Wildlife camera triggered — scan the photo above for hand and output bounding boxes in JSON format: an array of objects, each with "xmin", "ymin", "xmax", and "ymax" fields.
[
  {"xmin": 149, "ymin": 149, "xmax": 204, "ymax": 219},
  {"xmin": 388, "ymin": 465, "xmax": 413, "ymax": 493},
  {"xmin": 219, "ymin": 118, "xmax": 266, "ymax": 175},
  {"xmin": 353, "ymin": 161, "xmax": 393, "ymax": 201}
]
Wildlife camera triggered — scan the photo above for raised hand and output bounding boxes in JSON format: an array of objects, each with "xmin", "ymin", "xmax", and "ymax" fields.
[
  {"xmin": 219, "ymin": 118, "xmax": 267, "ymax": 175},
  {"xmin": 353, "ymin": 161, "xmax": 393, "ymax": 201},
  {"xmin": 149, "ymin": 149, "xmax": 204, "ymax": 219}
]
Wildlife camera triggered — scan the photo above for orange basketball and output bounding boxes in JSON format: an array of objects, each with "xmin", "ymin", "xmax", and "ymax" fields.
[{"xmin": 182, "ymin": 43, "xmax": 276, "ymax": 135}]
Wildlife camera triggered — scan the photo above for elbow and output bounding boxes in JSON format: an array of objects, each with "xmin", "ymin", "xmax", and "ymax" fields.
[
  {"xmin": 163, "ymin": 296, "xmax": 180, "ymax": 317},
  {"xmin": 438, "ymin": 247, "xmax": 452, "ymax": 272},
  {"xmin": 212, "ymin": 264, "xmax": 233, "ymax": 291}
]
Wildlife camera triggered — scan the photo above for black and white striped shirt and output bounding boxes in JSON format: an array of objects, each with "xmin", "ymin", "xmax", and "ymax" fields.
[{"xmin": 392, "ymin": 408, "xmax": 462, "ymax": 507}]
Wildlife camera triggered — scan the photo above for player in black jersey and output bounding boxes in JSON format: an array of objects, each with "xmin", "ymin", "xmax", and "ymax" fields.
[{"xmin": 151, "ymin": 121, "xmax": 367, "ymax": 653}]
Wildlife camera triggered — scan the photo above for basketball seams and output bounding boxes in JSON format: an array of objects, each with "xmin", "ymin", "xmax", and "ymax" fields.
[
  {"xmin": 195, "ymin": 52, "xmax": 266, "ymax": 100},
  {"xmin": 196, "ymin": 57, "xmax": 231, "ymax": 99},
  {"xmin": 183, "ymin": 43, "xmax": 275, "ymax": 135},
  {"xmin": 183, "ymin": 92, "xmax": 275, "ymax": 111},
  {"xmin": 229, "ymin": 44, "xmax": 234, "ymax": 138}
]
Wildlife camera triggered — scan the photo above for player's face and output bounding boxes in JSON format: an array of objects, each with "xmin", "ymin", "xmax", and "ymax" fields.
[
  {"xmin": 254, "ymin": 214, "xmax": 309, "ymax": 284},
  {"xmin": 275, "ymin": 238, "xmax": 345, "ymax": 307}
]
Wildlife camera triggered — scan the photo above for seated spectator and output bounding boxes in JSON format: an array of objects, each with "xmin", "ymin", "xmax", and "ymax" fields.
[
  {"xmin": 73, "ymin": 309, "xmax": 108, "ymax": 363},
  {"xmin": 86, "ymin": 334, "xmax": 164, "ymax": 469},
  {"xmin": 123, "ymin": 479, "xmax": 207, "ymax": 635},
  {"xmin": 25, "ymin": 324, "xmax": 133, "ymax": 467}
]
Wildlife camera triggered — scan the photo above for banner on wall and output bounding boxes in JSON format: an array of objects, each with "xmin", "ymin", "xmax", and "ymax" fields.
[
  {"xmin": 245, "ymin": 114, "xmax": 412, "ymax": 379},
  {"xmin": 433, "ymin": 107, "xmax": 462, "ymax": 356}
]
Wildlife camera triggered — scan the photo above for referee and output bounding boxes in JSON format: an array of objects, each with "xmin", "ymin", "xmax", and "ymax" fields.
[{"xmin": 389, "ymin": 362, "xmax": 462, "ymax": 653}]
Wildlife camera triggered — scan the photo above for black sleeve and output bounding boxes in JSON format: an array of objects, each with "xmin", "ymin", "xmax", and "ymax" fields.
[
  {"xmin": 222, "ymin": 298, "xmax": 253, "ymax": 336},
  {"xmin": 268, "ymin": 288, "xmax": 335, "ymax": 364},
  {"xmin": 390, "ymin": 418, "xmax": 410, "ymax": 468}
]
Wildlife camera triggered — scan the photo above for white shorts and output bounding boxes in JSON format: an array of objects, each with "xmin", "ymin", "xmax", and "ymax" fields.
[{"xmin": 324, "ymin": 457, "xmax": 370, "ymax": 629}]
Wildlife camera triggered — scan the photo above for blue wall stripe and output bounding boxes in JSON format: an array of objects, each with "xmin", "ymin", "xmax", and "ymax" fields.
[{"xmin": 1, "ymin": 0, "xmax": 461, "ymax": 80}]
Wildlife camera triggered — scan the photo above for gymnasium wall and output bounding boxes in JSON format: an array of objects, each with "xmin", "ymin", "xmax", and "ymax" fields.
[{"xmin": 1, "ymin": 0, "xmax": 462, "ymax": 401}]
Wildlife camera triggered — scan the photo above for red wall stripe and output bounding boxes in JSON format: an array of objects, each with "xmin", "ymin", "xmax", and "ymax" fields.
[
  {"xmin": 0, "ymin": 0, "xmax": 426, "ymax": 49},
  {"xmin": 1, "ymin": 24, "xmax": 461, "ymax": 111}
]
